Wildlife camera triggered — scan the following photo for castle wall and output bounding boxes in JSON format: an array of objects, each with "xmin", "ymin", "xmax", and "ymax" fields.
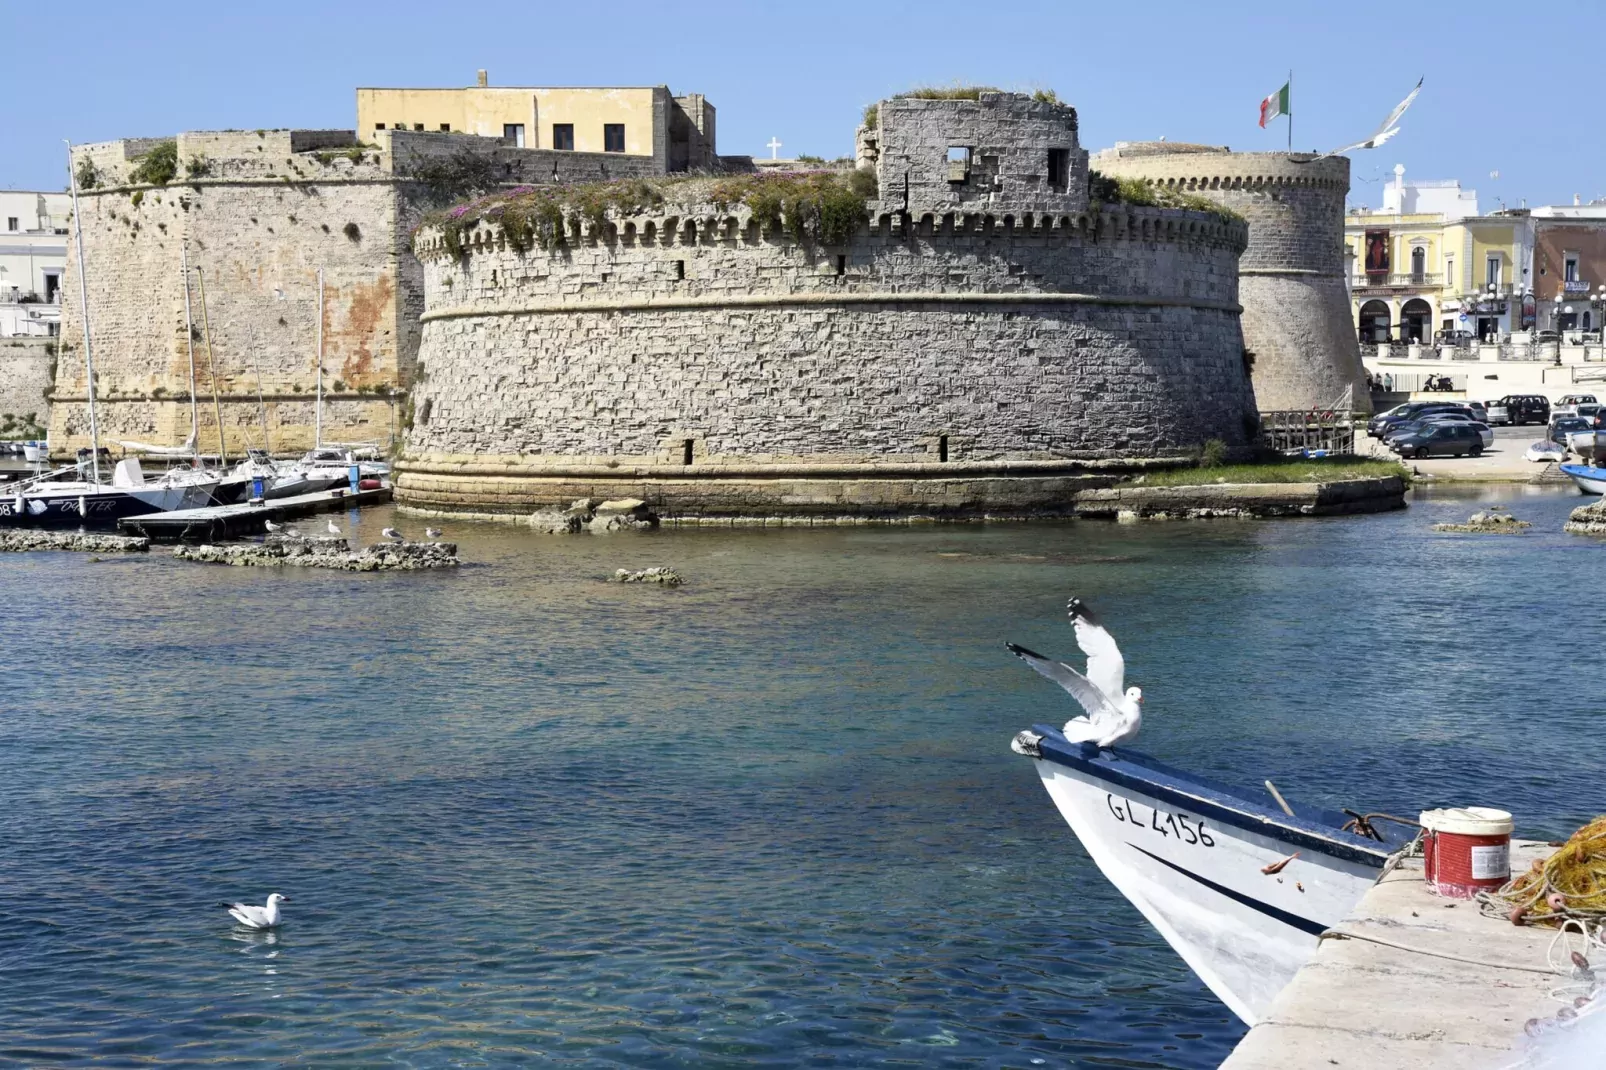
[
  {"xmin": 1091, "ymin": 146, "xmax": 1370, "ymax": 413},
  {"xmin": 51, "ymin": 130, "xmax": 680, "ymax": 458},
  {"xmin": 0, "ymin": 337, "xmax": 52, "ymax": 433},
  {"xmin": 397, "ymin": 205, "xmax": 1258, "ymax": 517}
]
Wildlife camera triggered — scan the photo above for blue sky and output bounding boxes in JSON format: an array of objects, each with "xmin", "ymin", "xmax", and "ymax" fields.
[{"xmin": 6, "ymin": 0, "xmax": 1601, "ymax": 210}]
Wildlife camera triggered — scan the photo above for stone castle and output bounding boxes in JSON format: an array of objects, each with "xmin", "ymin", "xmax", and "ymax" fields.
[{"xmin": 53, "ymin": 88, "xmax": 1366, "ymax": 519}]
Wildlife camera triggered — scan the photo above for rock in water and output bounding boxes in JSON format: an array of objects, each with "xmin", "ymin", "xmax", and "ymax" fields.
[
  {"xmin": 0, "ymin": 530, "xmax": 149, "ymax": 553},
  {"xmin": 174, "ymin": 539, "xmax": 459, "ymax": 570},
  {"xmin": 527, "ymin": 498, "xmax": 660, "ymax": 534},
  {"xmin": 612, "ymin": 566, "xmax": 683, "ymax": 587},
  {"xmin": 1564, "ymin": 500, "xmax": 1606, "ymax": 536},
  {"xmin": 1432, "ymin": 506, "xmax": 1531, "ymax": 534}
]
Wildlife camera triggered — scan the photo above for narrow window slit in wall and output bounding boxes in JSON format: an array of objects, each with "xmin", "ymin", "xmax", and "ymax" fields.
[
  {"xmin": 674, "ymin": 260, "xmax": 685, "ymax": 280},
  {"xmin": 836, "ymin": 255, "xmax": 846, "ymax": 276},
  {"xmin": 682, "ymin": 439, "xmax": 695, "ymax": 465},
  {"xmin": 938, "ymin": 435, "xmax": 949, "ymax": 462}
]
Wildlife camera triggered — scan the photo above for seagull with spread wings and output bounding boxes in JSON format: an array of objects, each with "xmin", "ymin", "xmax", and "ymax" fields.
[
  {"xmin": 1008, "ymin": 598, "xmax": 1143, "ymax": 749},
  {"xmin": 1311, "ymin": 78, "xmax": 1423, "ymax": 160}
]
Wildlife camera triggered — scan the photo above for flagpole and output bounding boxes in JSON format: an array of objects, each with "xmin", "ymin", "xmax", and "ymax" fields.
[{"xmin": 1288, "ymin": 69, "xmax": 1293, "ymax": 151}]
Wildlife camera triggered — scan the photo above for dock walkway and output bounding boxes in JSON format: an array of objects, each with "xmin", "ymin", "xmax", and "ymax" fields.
[
  {"xmin": 1222, "ymin": 840, "xmax": 1570, "ymax": 1068},
  {"xmin": 119, "ymin": 484, "xmax": 392, "ymax": 543}
]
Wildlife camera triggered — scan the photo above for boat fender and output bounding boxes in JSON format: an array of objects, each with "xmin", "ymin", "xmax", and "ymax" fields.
[
  {"xmin": 78, "ymin": 495, "xmax": 88, "ymax": 517},
  {"xmin": 1010, "ymin": 730, "xmax": 1044, "ymax": 758}
]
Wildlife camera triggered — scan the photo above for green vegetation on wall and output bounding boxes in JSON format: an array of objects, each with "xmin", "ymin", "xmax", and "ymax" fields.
[
  {"xmin": 1087, "ymin": 171, "xmax": 1245, "ymax": 224},
  {"xmin": 128, "ymin": 140, "xmax": 179, "ymax": 186},
  {"xmin": 418, "ymin": 169, "xmax": 877, "ymax": 258}
]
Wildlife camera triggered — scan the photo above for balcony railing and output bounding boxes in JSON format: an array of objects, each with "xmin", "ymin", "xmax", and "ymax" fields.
[
  {"xmin": 1563, "ymin": 280, "xmax": 1592, "ymax": 294},
  {"xmin": 1353, "ymin": 273, "xmax": 1443, "ymax": 288}
]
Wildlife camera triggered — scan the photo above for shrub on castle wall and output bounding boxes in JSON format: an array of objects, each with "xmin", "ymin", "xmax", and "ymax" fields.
[
  {"xmin": 128, "ymin": 140, "xmax": 179, "ymax": 186},
  {"xmin": 1087, "ymin": 171, "xmax": 1245, "ymax": 225}
]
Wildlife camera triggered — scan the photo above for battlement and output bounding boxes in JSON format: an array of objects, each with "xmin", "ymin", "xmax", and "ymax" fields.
[
  {"xmin": 411, "ymin": 200, "xmax": 1245, "ymax": 261},
  {"xmin": 1093, "ymin": 144, "xmax": 1350, "ymax": 193}
]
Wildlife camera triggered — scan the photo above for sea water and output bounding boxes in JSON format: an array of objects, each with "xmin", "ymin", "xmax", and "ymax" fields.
[{"xmin": 1, "ymin": 485, "xmax": 1601, "ymax": 1068}]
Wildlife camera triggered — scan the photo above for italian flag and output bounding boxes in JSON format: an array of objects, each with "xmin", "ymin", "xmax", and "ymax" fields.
[{"xmin": 1259, "ymin": 82, "xmax": 1290, "ymax": 128}]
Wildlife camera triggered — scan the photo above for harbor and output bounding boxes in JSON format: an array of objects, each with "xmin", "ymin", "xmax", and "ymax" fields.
[
  {"xmin": 118, "ymin": 482, "xmax": 392, "ymax": 542},
  {"xmin": 1, "ymin": 483, "xmax": 1601, "ymax": 1066}
]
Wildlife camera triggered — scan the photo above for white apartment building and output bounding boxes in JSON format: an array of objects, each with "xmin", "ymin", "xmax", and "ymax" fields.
[{"xmin": 0, "ymin": 190, "xmax": 70, "ymax": 337}]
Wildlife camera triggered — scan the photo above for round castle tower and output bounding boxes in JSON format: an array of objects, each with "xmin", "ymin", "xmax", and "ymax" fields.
[
  {"xmin": 1091, "ymin": 143, "xmax": 1370, "ymax": 414},
  {"xmin": 397, "ymin": 94, "xmax": 1261, "ymax": 520}
]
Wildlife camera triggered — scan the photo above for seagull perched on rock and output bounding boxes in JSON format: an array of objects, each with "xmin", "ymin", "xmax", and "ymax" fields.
[
  {"xmin": 381, "ymin": 527, "xmax": 404, "ymax": 542},
  {"xmin": 1008, "ymin": 598, "xmax": 1143, "ymax": 749},
  {"xmin": 217, "ymin": 893, "xmax": 289, "ymax": 930},
  {"xmin": 326, "ymin": 520, "xmax": 341, "ymax": 536},
  {"xmin": 424, "ymin": 527, "xmax": 442, "ymax": 539},
  {"xmin": 264, "ymin": 519, "xmax": 281, "ymax": 533}
]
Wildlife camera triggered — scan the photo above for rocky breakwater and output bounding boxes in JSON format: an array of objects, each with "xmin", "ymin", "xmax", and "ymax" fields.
[
  {"xmin": 174, "ymin": 534, "xmax": 459, "ymax": 570},
  {"xmin": 528, "ymin": 499, "xmax": 660, "ymax": 535},
  {"xmin": 0, "ymin": 530, "xmax": 149, "ymax": 553},
  {"xmin": 1564, "ymin": 498, "xmax": 1606, "ymax": 536},
  {"xmin": 611, "ymin": 566, "xmax": 683, "ymax": 587},
  {"xmin": 1072, "ymin": 475, "xmax": 1408, "ymax": 520}
]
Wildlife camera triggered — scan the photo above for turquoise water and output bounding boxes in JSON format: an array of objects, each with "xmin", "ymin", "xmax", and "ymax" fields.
[{"xmin": 2, "ymin": 487, "xmax": 1602, "ymax": 1067}]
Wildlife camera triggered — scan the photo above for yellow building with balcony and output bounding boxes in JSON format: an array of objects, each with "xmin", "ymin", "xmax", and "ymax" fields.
[
  {"xmin": 356, "ymin": 71, "xmax": 718, "ymax": 171},
  {"xmin": 1345, "ymin": 167, "xmax": 1533, "ymax": 346}
]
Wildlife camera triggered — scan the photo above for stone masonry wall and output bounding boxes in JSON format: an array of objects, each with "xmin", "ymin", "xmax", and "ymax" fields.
[
  {"xmin": 0, "ymin": 338, "xmax": 51, "ymax": 434},
  {"xmin": 397, "ymin": 203, "xmax": 1256, "ymax": 515},
  {"xmin": 1091, "ymin": 144, "xmax": 1369, "ymax": 413},
  {"xmin": 52, "ymin": 129, "xmax": 681, "ymax": 458},
  {"xmin": 868, "ymin": 93, "xmax": 1089, "ymax": 219}
]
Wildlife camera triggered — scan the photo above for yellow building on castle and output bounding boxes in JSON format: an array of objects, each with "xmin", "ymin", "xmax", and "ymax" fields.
[{"xmin": 356, "ymin": 71, "xmax": 718, "ymax": 171}]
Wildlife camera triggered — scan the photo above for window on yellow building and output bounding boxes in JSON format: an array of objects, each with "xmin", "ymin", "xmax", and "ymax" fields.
[
  {"xmin": 375, "ymin": 123, "xmax": 386, "ymax": 131},
  {"xmin": 553, "ymin": 124, "xmax": 575, "ymax": 151},
  {"xmin": 440, "ymin": 124, "xmax": 451, "ymax": 132},
  {"xmin": 413, "ymin": 123, "xmax": 424, "ymax": 132},
  {"xmin": 604, "ymin": 124, "xmax": 625, "ymax": 153},
  {"xmin": 504, "ymin": 124, "xmax": 525, "ymax": 148}
]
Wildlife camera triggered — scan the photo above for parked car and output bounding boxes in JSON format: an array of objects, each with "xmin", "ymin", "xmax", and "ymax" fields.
[
  {"xmin": 1369, "ymin": 402, "xmax": 1471, "ymax": 438},
  {"xmin": 1466, "ymin": 401, "xmax": 1489, "ymax": 423},
  {"xmin": 1548, "ymin": 417, "xmax": 1593, "ymax": 449},
  {"xmin": 1489, "ymin": 395, "xmax": 1551, "ymax": 426},
  {"xmin": 1383, "ymin": 413, "xmax": 1489, "ymax": 450},
  {"xmin": 1553, "ymin": 394, "xmax": 1600, "ymax": 419},
  {"xmin": 1391, "ymin": 423, "xmax": 1485, "ymax": 459}
]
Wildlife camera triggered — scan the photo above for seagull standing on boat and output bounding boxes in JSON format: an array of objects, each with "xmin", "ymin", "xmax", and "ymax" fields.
[
  {"xmin": 1008, "ymin": 598, "xmax": 1143, "ymax": 749},
  {"xmin": 381, "ymin": 527, "xmax": 404, "ymax": 542},
  {"xmin": 217, "ymin": 893, "xmax": 289, "ymax": 930}
]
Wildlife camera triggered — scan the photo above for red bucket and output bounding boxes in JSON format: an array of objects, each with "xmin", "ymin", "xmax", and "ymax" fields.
[{"xmin": 1420, "ymin": 807, "xmax": 1512, "ymax": 898}]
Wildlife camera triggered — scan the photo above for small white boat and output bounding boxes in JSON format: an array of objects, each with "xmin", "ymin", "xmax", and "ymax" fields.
[
  {"xmin": 0, "ymin": 457, "xmax": 218, "ymax": 526},
  {"xmin": 1560, "ymin": 463, "xmax": 1606, "ymax": 494},
  {"xmin": 1527, "ymin": 440, "xmax": 1567, "ymax": 463},
  {"xmin": 1012, "ymin": 726, "xmax": 1412, "ymax": 1025}
]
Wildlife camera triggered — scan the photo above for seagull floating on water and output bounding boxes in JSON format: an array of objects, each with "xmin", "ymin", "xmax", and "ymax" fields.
[
  {"xmin": 424, "ymin": 527, "xmax": 442, "ymax": 539},
  {"xmin": 326, "ymin": 520, "xmax": 341, "ymax": 536},
  {"xmin": 217, "ymin": 892, "xmax": 289, "ymax": 930},
  {"xmin": 381, "ymin": 527, "xmax": 404, "ymax": 542},
  {"xmin": 1008, "ymin": 598, "xmax": 1143, "ymax": 749}
]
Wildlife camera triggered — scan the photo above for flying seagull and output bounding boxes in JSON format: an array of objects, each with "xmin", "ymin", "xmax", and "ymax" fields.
[
  {"xmin": 424, "ymin": 527, "xmax": 442, "ymax": 539},
  {"xmin": 217, "ymin": 893, "xmax": 289, "ymax": 930},
  {"xmin": 381, "ymin": 527, "xmax": 404, "ymax": 542},
  {"xmin": 1008, "ymin": 598, "xmax": 1143, "ymax": 749},
  {"xmin": 326, "ymin": 520, "xmax": 341, "ymax": 536},
  {"xmin": 1311, "ymin": 77, "xmax": 1423, "ymax": 160}
]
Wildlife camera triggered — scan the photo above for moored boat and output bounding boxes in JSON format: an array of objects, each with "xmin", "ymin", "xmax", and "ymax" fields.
[
  {"xmin": 1011, "ymin": 725, "xmax": 1413, "ymax": 1025},
  {"xmin": 1560, "ymin": 463, "xmax": 1606, "ymax": 494},
  {"xmin": 0, "ymin": 457, "xmax": 218, "ymax": 527}
]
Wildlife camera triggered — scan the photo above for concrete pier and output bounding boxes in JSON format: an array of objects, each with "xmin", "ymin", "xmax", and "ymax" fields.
[{"xmin": 1223, "ymin": 840, "xmax": 1570, "ymax": 1069}]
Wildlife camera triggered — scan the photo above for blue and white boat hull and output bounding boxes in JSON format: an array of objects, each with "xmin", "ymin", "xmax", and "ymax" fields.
[
  {"xmin": 1015, "ymin": 726, "xmax": 1405, "ymax": 1025},
  {"xmin": 1560, "ymin": 463, "xmax": 1606, "ymax": 495}
]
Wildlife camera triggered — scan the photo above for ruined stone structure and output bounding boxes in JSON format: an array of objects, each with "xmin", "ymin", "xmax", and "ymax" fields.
[
  {"xmin": 398, "ymin": 93, "xmax": 1260, "ymax": 519},
  {"xmin": 0, "ymin": 337, "xmax": 52, "ymax": 435},
  {"xmin": 1091, "ymin": 143, "xmax": 1370, "ymax": 414},
  {"xmin": 54, "ymin": 128, "xmax": 675, "ymax": 457}
]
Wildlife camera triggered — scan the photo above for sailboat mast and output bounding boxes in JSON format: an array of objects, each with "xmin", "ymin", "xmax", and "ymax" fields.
[
  {"xmin": 180, "ymin": 248, "xmax": 201, "ymax": 467},
  {"xmin": 196, "ymin": 266, "xmax": 227, "ymax": 467},
  {"xmin": 64, "ymin": 140, "xmax": 102, "ymax": 484},
  {"xmin": 315, "ymin": 268, "xmax": 324, "ymax": 449}
]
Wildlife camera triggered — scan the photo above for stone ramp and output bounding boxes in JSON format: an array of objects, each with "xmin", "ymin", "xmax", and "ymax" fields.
[{"xmin": 1222, "ymin": 841, "xmax": 1566, "ymax": 1069}]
